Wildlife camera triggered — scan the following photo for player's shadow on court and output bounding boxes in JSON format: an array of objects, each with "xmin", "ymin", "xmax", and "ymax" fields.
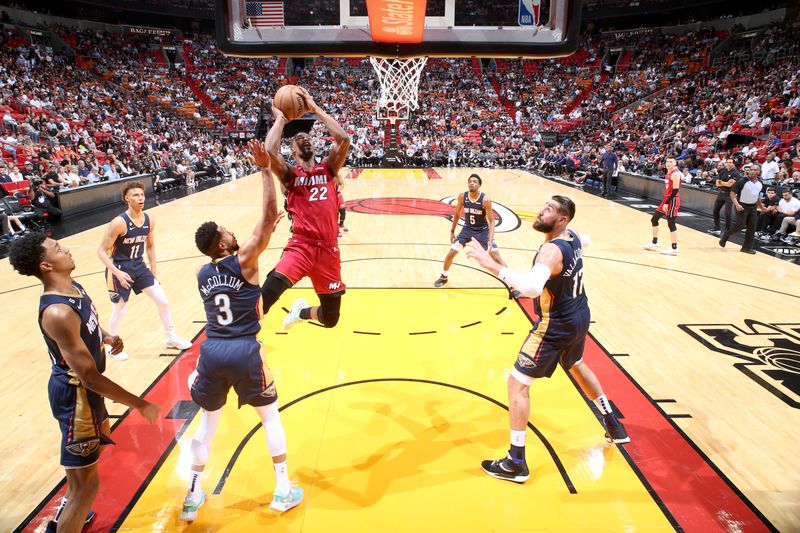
[{"xmin": 292, "ymin": 399, "xmax": 482, "ymax": 508}]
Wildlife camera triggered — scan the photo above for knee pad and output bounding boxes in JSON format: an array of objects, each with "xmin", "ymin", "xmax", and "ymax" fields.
[
  {"xmin": 261, "ymin": 270, "xmax": 292, "ymax": 314},
  {"xmin": 667, "ymin": 217, "xmax": 677, "ymax": 232},
  {"xmin": 317, "ymin": 293, "xmax": 342, "ymax": 328},
  {"xmin": 650, "ymin": 212, "xmax": 661, "ymax": 227},
  {"xmin": 190, "ymin": 438, "xmax": 209, "ymax": 465}
]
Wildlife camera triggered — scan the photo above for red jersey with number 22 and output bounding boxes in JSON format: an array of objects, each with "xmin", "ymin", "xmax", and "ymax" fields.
[{"xmin": 286, "ymin": 161, "xmax": 338, "ymax": 242}]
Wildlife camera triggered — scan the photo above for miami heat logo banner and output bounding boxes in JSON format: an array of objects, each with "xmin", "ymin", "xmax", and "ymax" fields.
[
  {"xmin": 680, "ymin": 320, "xmax": 800, "ymax": 409},
  {"xmin": 366, "ymin": 0, "xmax": 427, "ymax": 43}
]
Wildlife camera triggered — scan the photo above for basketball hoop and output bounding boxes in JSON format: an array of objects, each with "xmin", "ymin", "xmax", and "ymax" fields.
[{"xmin": 369, "ymin": 56, "xmax": 428, "ymax": 121}]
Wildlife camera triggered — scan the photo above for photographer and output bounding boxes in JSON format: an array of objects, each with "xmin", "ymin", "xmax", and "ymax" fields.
[{"xmin": 28, "ymin": 179, "xmax": 62, "ymax": 220}]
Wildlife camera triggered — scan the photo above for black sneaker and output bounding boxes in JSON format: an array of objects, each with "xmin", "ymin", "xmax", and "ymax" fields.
[
  {"xmin": 46, "ymin": 509, "xmax": 94, "ymax": 533},
  {"xmin": 603, "ymin": 415, "xmax": 630, "ymax": 444},
  {"xmin": 434, "ymin": 275, "xmax": 448, "ymax": 288},
  {"xmin": 510, "ymin": 289, "xmax": 523, "ymax": 300},
  {"xmin": 481, "ymin": 453, "xmax": 530, "ymax": 483}
]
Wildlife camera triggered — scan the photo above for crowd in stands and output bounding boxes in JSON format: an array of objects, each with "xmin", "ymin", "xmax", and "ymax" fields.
[
  {"xmin": 182, "ymin": 35, "xmax": 282, "ymax": 132},
  {"xmin": 2, "ymin": 8, "xmax": 800, "ymax": 247},
  {"xmin": 0, "ymin": 25, "xmax": 254, "ymax": 243}
]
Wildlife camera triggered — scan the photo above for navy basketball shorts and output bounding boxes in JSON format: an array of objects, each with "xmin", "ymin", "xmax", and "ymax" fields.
[
  {"xmin": 453, "ymin": 227, "xmax": 489, "ymax": 251},
  {"xmin": 191, "ymin": 336, "xmax": 278, "ymax": 412},
  {"xmin": 48, "ymin": 376, "xmax": 112, "ymax": 469},
  {"xmin": 514, "ymin": 312, "xmax": 591, "ymax": 379},
  {"xmin": 106, "ymin": 260, "xmax": 156, "ymax": 303}
]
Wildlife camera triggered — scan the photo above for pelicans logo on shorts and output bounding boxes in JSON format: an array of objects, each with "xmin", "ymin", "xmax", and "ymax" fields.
[
  {"xmin": 261, "ymin": 383, "xmax": 277, "ymax": 398},
  {"xmin": 517, "ymin": 353, "xmax": 536, "ymax": 368},
  {"xmin": 65, "ymin": 438, "xmax": 100, "ymax": 457}
]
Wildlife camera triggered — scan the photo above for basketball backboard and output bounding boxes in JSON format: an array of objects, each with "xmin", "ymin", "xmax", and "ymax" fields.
[{"xmin": 217, "ymin": 0, "xmax": 582, "ymax": 58}]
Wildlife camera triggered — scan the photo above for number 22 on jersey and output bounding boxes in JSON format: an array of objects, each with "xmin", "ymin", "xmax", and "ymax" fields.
[{"xmin": 309, "ymin": 186, "xmax": 328, "ymax": 202}]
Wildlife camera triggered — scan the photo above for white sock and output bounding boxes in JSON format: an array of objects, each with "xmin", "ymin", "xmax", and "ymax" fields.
[
  {"xmin": 188, "ymin": 470, "xmax": 203, "ymax": 499},
  {"xmin": 442, "ymin": 270, "xmax": 449, "ymax": 277},
  {"xmin": 54, "ymin": 497, "xmax": 68, "ymax": 522},
  {"xmin": 594, "ymin": 395, "xmax": 613, "ymax": 415},
  {"xmin": 510, "ymin": 429, "xmax": 526, "ymax": 448},
  {"xmin": 273, "ymin": 461, "xmax": 290, "ymax": 493}
]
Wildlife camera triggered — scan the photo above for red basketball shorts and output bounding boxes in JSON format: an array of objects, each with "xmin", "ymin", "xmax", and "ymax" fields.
[{"xmin": 274, "ymin": 236, "xmax": 345, "ymax": 294}]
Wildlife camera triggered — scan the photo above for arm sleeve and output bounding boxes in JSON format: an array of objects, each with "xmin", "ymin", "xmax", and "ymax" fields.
[{"xmin": 498, "ymin": 263, "xmax": 552, "ymax": 298}]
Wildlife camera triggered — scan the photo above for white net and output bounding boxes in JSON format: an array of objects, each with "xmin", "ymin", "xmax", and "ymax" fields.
[{"xmin": 369, "ymin": 56, "xmax": 428, "ymax": 121}]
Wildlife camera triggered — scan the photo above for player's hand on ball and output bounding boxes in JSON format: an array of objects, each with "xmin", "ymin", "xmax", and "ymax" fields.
[
  {"xmin": 466, "ymin": 237, "xmax": 493, "ymax": 269},
  {"xmin": 271, "ymin": 103, "xmax": 287, "ymax": 121},
  {"xmin": 138, "ymin": 401, "xmax": 162, "ymax": 424},
  {"xmin": 296, "ymin": 86, "xmax": 318, "ymax": 112},
  {"xmin": 103, "ymin": 335, "xmax": 124, "ymax": 355},
  {"xmin": 247, "ymin": 139, "xmax": 271, "ymax": 168}
]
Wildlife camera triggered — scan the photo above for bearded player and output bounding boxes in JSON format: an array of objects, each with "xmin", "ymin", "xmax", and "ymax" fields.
[{"xmin": 261, "ymin": 87, "xmax": 350, "ymax": 330}]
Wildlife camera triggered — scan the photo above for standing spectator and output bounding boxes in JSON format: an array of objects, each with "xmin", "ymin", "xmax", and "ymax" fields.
[
  {"xmin": 760, "ymin": 152, "xmax": 779, "ymax": 183},
  {"xmin": 708, "ymin": 158, "xmax": 741, "ymax": 236},
  {"xmin": 600, "ymin": 144, "xmax": 618, "ymax": 198},
  {"xmin": 720, "ymin": 166, "xmax": 763, "ymax": 255}
]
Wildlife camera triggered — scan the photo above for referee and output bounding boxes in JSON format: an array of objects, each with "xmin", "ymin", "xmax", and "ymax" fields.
[
  {"xmin": 719, "ymin": 166, "xmax": 763, "ymax": 254},
  {"xmin": 708, "ymin": 158, "xmax": 741, "ymax": 236}
]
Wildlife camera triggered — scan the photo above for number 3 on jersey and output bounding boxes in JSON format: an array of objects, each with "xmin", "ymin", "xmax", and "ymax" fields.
[
  {"xmin": 214, "ymin": 294, "xmax": 233, "ymax": 325},
  {"xmin": 309, "ymin": 186, "xmax": 328, "ymax": 202}
]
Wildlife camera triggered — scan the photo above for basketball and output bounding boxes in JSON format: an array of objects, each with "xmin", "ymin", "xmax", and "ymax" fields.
[{"xmin": 274, "ymin": 84, "xmax": 306, "ymax": 121}]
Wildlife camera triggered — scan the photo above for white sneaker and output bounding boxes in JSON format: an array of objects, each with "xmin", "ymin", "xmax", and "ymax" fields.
[
  {"xmin": 642, "ymin": 243, "xmax": 659, "ymax": 251},
  {"xmin": 180, "ymin": 490, "xmax": 205, "ymax": 522},
  {"xmin": 269, "ymin": 485, "xmax": 303, "ymax": 512},
  {"xmin": 283, "ymin": 298, "xmax": 307, "ymax": 330},
  {"xmin": 165, "ymin": 333, "xmax": 192, "ymax": 350},
  {"xmin": 661, "ymin": 248, "xmax": 679, "ymax": 255},
  {"xmin": 107, "ymin": 346, "xmax": 129, "ymax": 361}
]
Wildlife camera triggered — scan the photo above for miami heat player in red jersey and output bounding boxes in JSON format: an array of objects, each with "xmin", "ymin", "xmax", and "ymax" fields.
[
  {"xmin": 262, "ymin": 87, "xmax": 350, "ymax": 330},
  {"xmin": 643, "ymin": 156, "xmax": 682, "ymax": 255}
]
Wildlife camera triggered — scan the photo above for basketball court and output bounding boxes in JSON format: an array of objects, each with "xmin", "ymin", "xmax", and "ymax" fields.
[
  {"xmin": 2, "ymin": 169, "xmax": 797, "ymax": 532},
  {"xmin": 2, "ymin": 0, "xmax": 799, "ymax": 531}
]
